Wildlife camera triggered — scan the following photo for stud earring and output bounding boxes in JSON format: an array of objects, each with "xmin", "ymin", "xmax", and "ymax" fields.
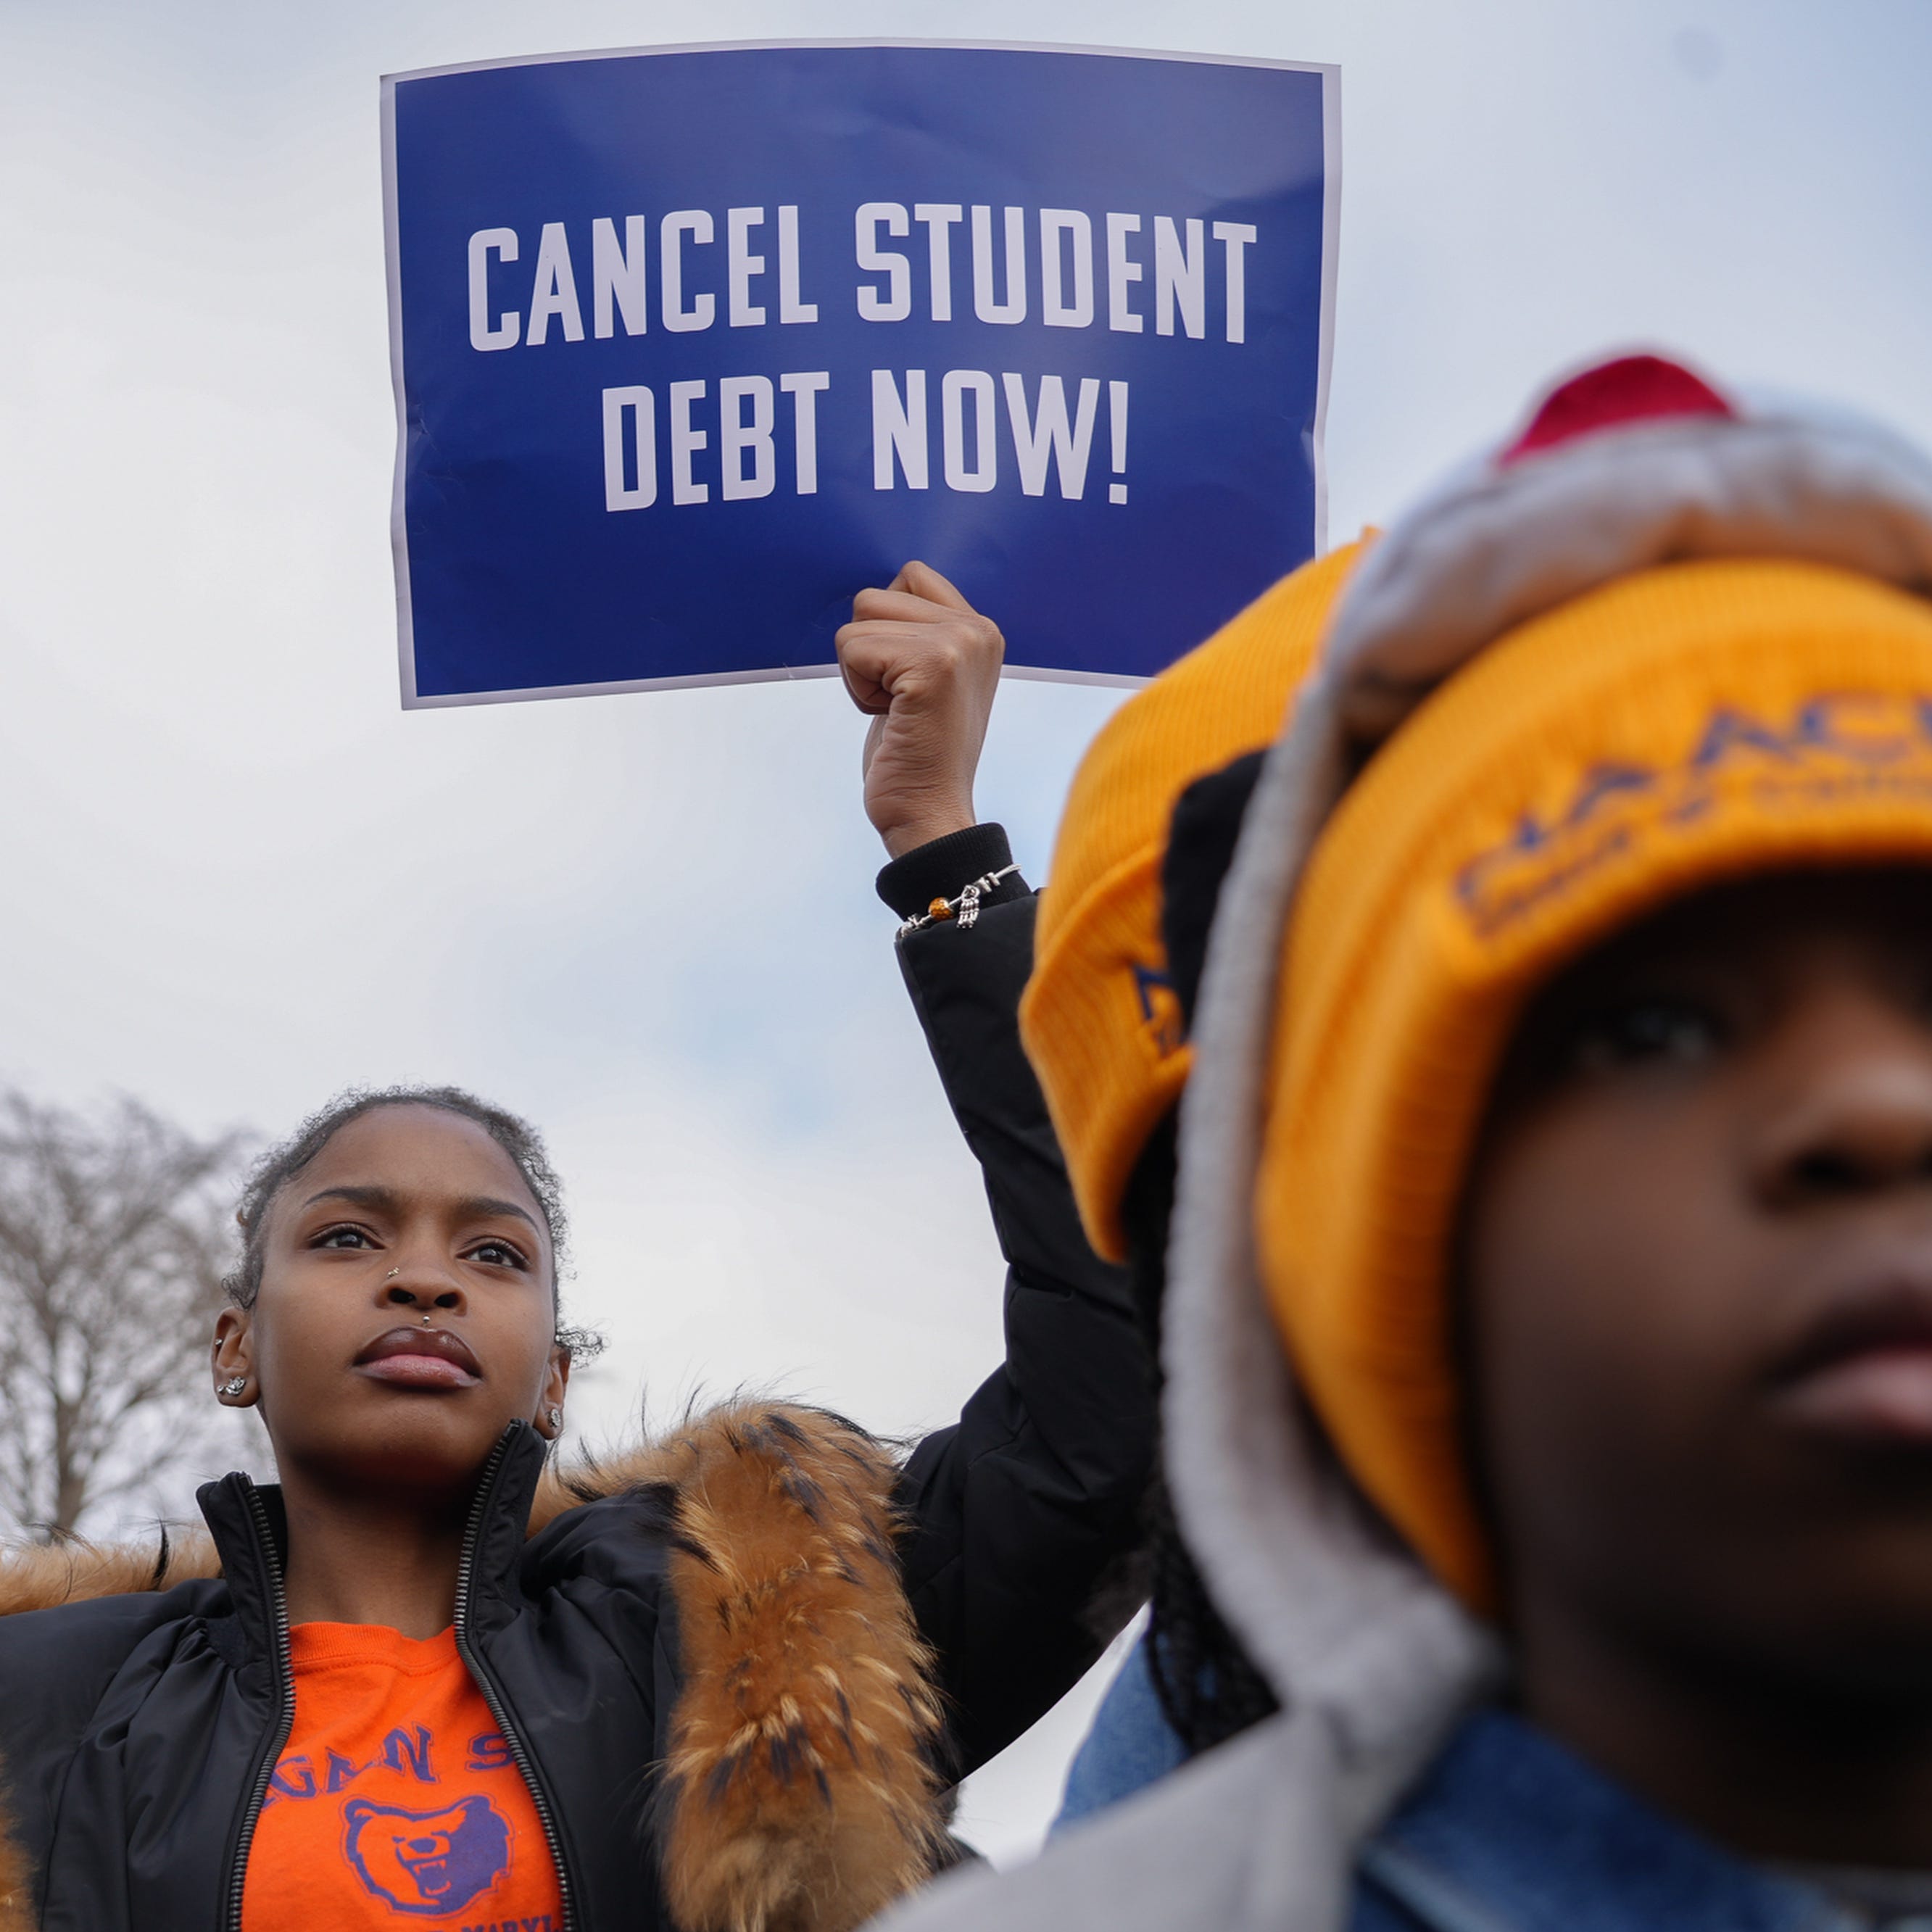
[
  {"xmin": 222, "ymin": 1377, "xmax": 247, "ymax": 1399},
  {"xmin": 546, "ymin": 1407, "xmax": 563, "ymax": 1432}
]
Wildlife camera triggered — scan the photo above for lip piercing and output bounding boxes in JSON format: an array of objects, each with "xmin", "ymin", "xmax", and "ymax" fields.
[
  {"xmin": 421, "ymin": 1314, "xmax": 432, "ymax": 1327},
  {"xmin": 222, "ymin": 1377, "xmax": 246, "ymax": 1398}
]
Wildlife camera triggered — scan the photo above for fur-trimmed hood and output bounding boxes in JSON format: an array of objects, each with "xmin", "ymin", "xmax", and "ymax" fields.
[{"xmin": 0, "ymin": 1402, "xmax": 945, "ymax": 1932}]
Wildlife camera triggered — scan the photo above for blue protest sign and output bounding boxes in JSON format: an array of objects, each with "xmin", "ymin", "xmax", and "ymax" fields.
[{"xmin": 382, "ymin": 41, "xmax": 1337, "ymax": 705}]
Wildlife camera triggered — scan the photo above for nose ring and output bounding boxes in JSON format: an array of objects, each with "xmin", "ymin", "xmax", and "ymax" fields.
[{"xmin": 386, "ymin": 1267, "xmax": 400, "ymax": 1280}]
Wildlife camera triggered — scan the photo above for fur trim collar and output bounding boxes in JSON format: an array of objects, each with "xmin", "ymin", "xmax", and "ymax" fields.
[
  {"xmin": 0, "ymin": 1832, "xmax": 23, "ymax": 1932},
  {"xmin": 0, "ymin": 1402, "xmax": 945, "ymax": 1932}
]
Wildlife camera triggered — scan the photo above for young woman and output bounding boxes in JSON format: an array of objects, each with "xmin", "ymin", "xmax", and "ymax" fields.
[{"xmin": 0, "ymin": 568, "xmax": 1154, "ymax": 1932}]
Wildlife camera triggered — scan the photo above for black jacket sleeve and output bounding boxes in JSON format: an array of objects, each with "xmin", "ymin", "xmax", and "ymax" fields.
[{"xmin": 876, "ymin": 825, "xmax": 1157, "ymax": 1778}]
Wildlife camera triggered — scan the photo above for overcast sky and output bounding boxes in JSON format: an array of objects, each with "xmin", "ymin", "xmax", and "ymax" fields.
[{"xmin": 2, "ymin": 0, "xmax": 1929, "ymax": 1861}]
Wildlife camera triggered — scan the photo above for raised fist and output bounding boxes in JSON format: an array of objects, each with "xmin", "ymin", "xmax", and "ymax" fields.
[{"xmin": 836, "ymin": 561, "xmax": 1006, "ymax": 859}]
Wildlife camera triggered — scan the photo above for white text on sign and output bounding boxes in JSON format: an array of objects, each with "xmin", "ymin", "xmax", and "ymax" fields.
[
  {"xmin": 600, "ymin": 373, "xmax": 1133, "ymax": 510},
  {"xmin": 469, "ymin": 204, "xmax": 1256, "ymax": 348}
]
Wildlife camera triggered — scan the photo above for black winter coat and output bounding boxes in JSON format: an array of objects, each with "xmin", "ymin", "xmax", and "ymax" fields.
[{"xmin": 0, "ymin": 849, "xmax": 1154, "ymax": 1932}]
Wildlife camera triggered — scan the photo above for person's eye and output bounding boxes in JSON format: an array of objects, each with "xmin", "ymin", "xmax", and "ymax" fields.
[
  {"xmin": 312, "ymin": 1224, "xmax": 376, "ymax": 1251},
  {"xmin": 1572, "ymin": 997, "xmax": 1724, "ymax": 1073},
  {"xmin": 467, "ymin": 1239, "xmax": 529, "ymax": 1271}
]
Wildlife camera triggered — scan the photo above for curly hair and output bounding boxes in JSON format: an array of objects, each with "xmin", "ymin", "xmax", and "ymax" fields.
[{"xmin": 224, "ymin": 1085, "xmax": 601, "ymax": 1359}]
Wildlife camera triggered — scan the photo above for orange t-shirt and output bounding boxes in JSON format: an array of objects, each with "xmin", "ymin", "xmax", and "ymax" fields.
[{"xmin": 242, "ymin": 1622, "xmax": 564, "ymax": 1932}]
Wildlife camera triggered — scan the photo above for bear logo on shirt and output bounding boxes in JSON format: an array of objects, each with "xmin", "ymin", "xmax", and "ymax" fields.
[{"xmin": 343, "ymin": 1796, "xmax": 512, "ymax": 1915}]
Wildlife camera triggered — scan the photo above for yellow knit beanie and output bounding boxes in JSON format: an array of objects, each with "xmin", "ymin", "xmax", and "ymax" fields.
[
  {"xmin": 1267, "ymin": 557, "xmax": 1932, "ymax": 1609},
  {"xmin": 1179, "ymin": 355, "xmax": 1932, "ymax": 1614},
  {"xmin": 1021, "ymin": 542, "xmax": 1366, "ymax": 1262}
]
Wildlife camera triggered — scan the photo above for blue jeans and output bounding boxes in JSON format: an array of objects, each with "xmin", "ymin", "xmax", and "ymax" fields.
[{"xmin": 1051, "ymin": 1635, "xmax": 1187, "ymax": 1834}]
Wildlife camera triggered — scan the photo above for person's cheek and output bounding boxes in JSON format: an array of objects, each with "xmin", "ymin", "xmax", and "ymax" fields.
[
  {"xmin": 1472, "ymin": 1084, "xmax": 1768, "ymax": 1630},
  {"xmin": 252, "ymin": 1277, "xmax": 350, "ymax": 1440},
  {"xmin": 475, "ymin": 1300, "xmax": 548, "ymax": 1414},
  {"xmin": 1467, "ymin": 1101, "xmax": 1691, "ymax": 1568}
]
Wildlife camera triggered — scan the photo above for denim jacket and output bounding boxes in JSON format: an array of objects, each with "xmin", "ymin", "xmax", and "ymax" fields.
[
  {"xmin": 1358, "ymin": 1709, "xmax": 1870, "ymax": 1932},
  {"xmin": 1042, "ymin": 1668, "xmax": 1885, "ymax": 1932}
]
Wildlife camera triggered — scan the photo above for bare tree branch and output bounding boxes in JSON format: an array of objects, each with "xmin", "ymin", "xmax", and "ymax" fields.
[{"xmin": 0, "ymin": 1091, "xmax": 251, "ymax": 1538}]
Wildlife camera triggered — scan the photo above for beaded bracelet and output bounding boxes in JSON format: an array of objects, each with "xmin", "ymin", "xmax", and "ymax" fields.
[{"xmin": 895, "ymin": 863, "xmax": 1020, "ymax": 937}]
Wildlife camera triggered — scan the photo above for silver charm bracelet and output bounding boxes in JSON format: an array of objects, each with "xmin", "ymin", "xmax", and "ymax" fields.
[{"xmin": 896, "ymin": 863, "xmax": 1020, "ymax": 937}]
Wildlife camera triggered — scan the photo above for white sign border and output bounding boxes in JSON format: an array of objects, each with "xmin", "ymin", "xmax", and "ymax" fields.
[{"xmin": 381, "ymin": 39, "xmax": 1341, "ymax": 710}]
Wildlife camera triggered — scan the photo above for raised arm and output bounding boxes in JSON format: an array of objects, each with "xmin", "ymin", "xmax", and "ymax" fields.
[{"xmin": 837, "ymin": 565, "xmax": 1156, "ymax": 1777}]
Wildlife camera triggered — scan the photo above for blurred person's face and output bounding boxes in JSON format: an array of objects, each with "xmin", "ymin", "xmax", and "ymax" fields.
[
  {"xmin": 1464, "ymin": 868, "xmax": 1932, "ymax": 1696},
  {"xmin": 213, "ymin": 1104, "xmax": 568, "ymax": 1500}
]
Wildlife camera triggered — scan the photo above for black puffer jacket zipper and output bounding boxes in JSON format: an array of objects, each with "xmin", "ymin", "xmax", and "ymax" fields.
[
  {"xmin": 455, "ymin": 1428, "xmax": 576, "ymax": 1932},
  {"xmin": 223, "ymin": 1483, "xmax": 294, "ymax": 1932}
]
